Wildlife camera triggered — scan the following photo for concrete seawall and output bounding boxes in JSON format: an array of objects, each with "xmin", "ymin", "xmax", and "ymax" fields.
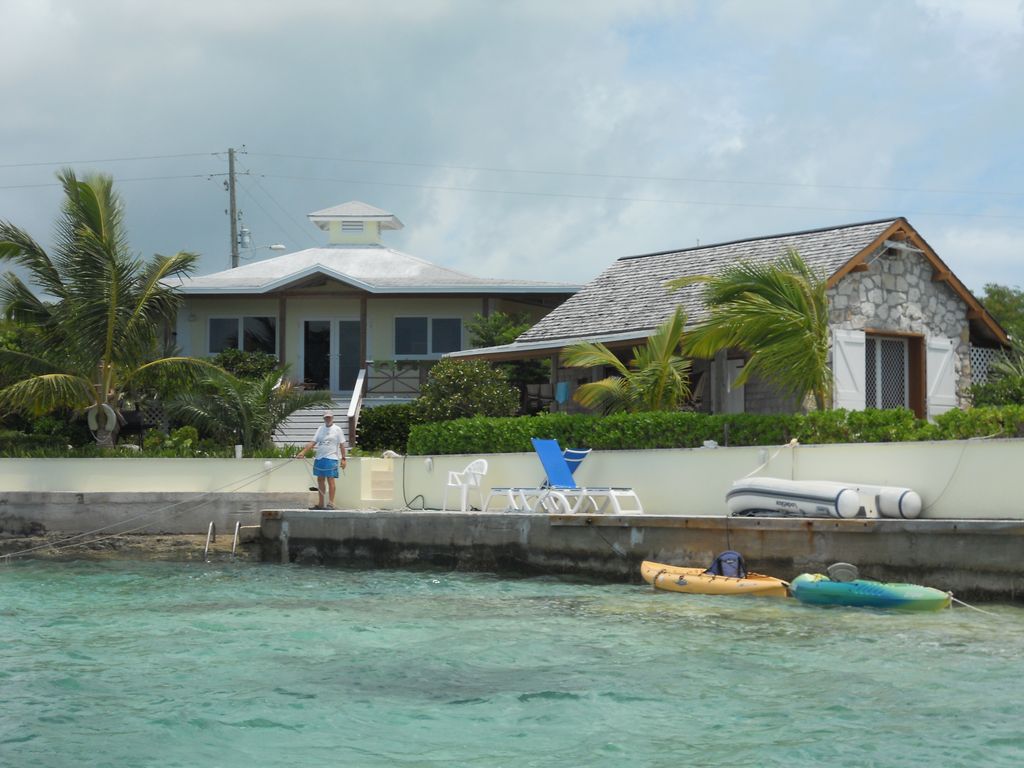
[
  {"xmin": 0, "ymin": 491, "xmax": 307, "ymax": 535},
  {"xmin": 260, "ymin": 509, "xmax": 1024, "ymax": 602}
]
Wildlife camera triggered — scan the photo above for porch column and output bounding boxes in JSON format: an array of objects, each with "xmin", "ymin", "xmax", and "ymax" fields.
[
  {"xmin": 710, "ymin": 349, "xmax": 728, "ymax": 414},
  {"xmin": 359, "ymin": 296, "xmax": 368, "ymax": 369},
  {"xmin": 550, "ymin": 351, "xmax": 560, "ymax": 412},
  {"xmin": 278, "ymin": 295, "xmax": 287, "ymax": 368}
]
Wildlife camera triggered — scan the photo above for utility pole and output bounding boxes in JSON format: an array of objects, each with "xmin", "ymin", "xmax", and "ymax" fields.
[{"xmin": 228, "ymin": 147, "xmax": 239, "ymax": 269}]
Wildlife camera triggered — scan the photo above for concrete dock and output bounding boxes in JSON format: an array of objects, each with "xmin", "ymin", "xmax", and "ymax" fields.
[{"xmin": 261, "ymin": 509, "xmax": 1024, "ymax": 602}]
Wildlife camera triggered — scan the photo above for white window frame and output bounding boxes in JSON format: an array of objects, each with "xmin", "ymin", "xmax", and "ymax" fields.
[
  {"xmin": 393, "ymin": 316, "xmax": 463, "ymax": 359},
  {"xmin": 207, "ymin": 315, "xmax": 279, "ymax": 356}
]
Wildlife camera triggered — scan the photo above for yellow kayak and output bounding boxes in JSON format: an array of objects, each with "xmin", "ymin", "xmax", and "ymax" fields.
[{"xmin": 641, "ymin": 560, "xmax": 790, "ymax": 598}]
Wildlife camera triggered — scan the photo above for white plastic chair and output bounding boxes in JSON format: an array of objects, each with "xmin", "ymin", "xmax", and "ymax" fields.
[{"xmin": 442, "ymin": 459, "xmax": 488, "ymax": 512}]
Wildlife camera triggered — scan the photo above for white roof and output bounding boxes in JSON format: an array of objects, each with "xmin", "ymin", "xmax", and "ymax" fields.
[{"xmin": 173, "ymin": 245, "xmax": 577, "ymax": 295}]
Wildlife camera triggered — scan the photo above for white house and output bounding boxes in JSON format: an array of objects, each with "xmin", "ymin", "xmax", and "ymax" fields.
[{"xmin": 171, "ymin": 201, "xmax": 577, "ymax": 440}]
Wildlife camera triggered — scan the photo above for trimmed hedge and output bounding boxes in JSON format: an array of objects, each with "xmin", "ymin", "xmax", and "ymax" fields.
[
  {"xmin": 405, "ymin": 406, "xmax": 1024, "ymax": 455},
  {"xmin": 357, "ymin": 403, "xmax": 424, "ymax": 454}
]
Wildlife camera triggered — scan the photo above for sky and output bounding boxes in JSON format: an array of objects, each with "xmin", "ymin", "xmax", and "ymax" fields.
[{"xmin": 1, "ymin": 0, "xmax": 1022, "ymax": 294}]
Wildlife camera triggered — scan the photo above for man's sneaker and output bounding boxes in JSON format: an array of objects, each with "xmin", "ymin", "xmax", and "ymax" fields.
[
  {"xmin": 325, "ymin": 504, "xmax": 336, "ymax": 510},
  {"xmin": 308, "ymin": 504, "xmax": 324, "ymax": 510}
]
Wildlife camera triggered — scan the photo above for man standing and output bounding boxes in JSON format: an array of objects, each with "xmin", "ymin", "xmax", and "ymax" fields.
[{"xmin": 296, "ymin": 410, "xmax": 347, "ymax": 510}]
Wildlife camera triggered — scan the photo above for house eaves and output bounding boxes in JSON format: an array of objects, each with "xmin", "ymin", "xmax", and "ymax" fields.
[
  {"xmin": 170, "ymin": 244, "xmax": 578, "ymax": 296},
  {"xmin": 447, "ymin": 329, "xmax": 653, "ymax": 362}
]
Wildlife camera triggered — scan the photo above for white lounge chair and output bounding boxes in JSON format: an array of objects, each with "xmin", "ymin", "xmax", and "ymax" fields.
[{"xmin": 484, "ymin": 439, "xmax": 643, "ymax": 515}]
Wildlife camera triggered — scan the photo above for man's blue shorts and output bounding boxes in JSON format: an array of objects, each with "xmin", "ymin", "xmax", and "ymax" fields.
[{"xmin": 313, "ymin": 458, "xmax": 340, "ymax": 478}]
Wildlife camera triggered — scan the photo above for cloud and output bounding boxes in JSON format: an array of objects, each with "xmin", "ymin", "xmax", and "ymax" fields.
[
  {"xmin": 928, "ymin": 226, "xmax": 1024, "ymax": 292},
  {"xmin": 0, "ymin": 0, "xmax": 1020, "ymax": 298}
]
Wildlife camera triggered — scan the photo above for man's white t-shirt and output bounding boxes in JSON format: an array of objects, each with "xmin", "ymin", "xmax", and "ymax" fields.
[{"xmin": 312, "ymin": 423, "xmax": 347, "ymax": 460}]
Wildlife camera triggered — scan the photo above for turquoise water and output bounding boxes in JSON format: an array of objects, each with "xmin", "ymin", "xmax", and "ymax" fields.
[{"xmin": 2, "ymin": 561, "xmax": 1022, "ymax": 768}]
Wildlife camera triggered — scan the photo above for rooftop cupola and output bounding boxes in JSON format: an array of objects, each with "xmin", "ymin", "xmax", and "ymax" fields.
[{"xmin": 307, "ymin": 201, "xmax": 404, "ymax": 246}]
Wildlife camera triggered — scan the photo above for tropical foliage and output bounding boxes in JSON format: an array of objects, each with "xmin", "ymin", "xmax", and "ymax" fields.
[
  {"xmin": 405, "ymin": 405, "xmax": 1024, "ymax": 456},
  {"xmin": 168, "ymin": 367, "xmax": 331, "ymax": 453},
  {"xmin": 414, "ymin": 359, "xmax": 519, "ymax": 422},
  {"xmin": 671, "ymin": 249, "xmax": 831, "ymax": 410},
  {"xmin": 0, "ymin": 170, "xmax": 211, "ymax": 446},
  {"xmin": 979, "ymin": 283, "xmax": 1024, "ymax": 341},
  {"xmin": 970, "ymin": 340, "xmax": 1024, "ymax": 406},
  {"xmin": 466, "ymin": 311, "xmax": 548, "ymax": 411},
  {"xmin": 563, "ymin": 307, "xmax": 692, "ymax": 414}
]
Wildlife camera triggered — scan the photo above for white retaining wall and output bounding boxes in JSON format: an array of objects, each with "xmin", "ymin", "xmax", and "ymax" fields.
[{"xmin": 1, "ymin": 438, "xmax": 1022, "ymax": 524}]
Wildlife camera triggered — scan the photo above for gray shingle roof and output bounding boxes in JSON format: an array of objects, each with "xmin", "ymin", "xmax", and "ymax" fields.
[
  {"xmin": 517, "ymin": 219, "xmax": 897, "ymax": 344},
  {"xmin": 173, "ymin": 245, "xmax": 577, "ymax": 295}
]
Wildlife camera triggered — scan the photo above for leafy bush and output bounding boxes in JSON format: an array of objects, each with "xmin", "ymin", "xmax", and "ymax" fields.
[
  {"xmin": 212, "ymin": 348, "xmax": 281, "ymax": 379},
  {"xmin": 415, "ymin": 359, "xmax": 519, "ymax": 422},
  {"xmin": 795, "ymin": 408, "xmax": 921, "ymax": 444},
  {"xmin": 357, "ymin": 403, "xmax": 424, "ymax": 453},
  {"xmin": 931, "ymin": 405, "xmax": 1024, "ymax": 440},
  {"xmin": 408, "ymin": 411, "xmax": 799, "ymax": 455},
  {"xmin": 970, "ymin": 376, "xmax": 1024, "ymax": 407},
  {"xmin": 406, "ymin": 406, "xmax": 1024, "ymax": 455}
]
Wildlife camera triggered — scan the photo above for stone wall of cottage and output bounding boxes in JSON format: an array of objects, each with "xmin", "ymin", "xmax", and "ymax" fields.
[{"xmin": 826, "ymin": 247, "xmax": 971, "ymax": 406}]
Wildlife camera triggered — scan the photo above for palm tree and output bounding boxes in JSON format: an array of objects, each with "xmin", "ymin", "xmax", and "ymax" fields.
[
  {"xmin": 0, "ymin": 170, "xmax": 212, "ymax": 446},
  {"xmin": 670, "ymin": 249, "xmax": 831, "ymax": 410},
  {"xmin": 563, "ymin": 307, "xmax": 692, "ymax": 413},
  {"xmin": 168, "ymin": 367, "xmax": 332, "ymax": 453}
]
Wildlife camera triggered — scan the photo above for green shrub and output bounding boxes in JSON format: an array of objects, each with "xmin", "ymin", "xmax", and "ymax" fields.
[
  {"xmin": 795, "ymin": 408, "xmax": 921, "ymax": 444},
  {"xmin": 415, "ymin": 359, "xmax": 519, "ymax": 422},
  {"xmin": 932, "ymin": 405, "xmax": 1024, "ymax": 440},
  {"xmin": 970, "ymin": 376, "xmax": 1024, "ymax": 407},
  {"xmin": 406, "ymin": 407, "xmax": 974, "ymax": 455},
  {"xmin": 408, "ymin": 410, "xmax": 802, "ymax": 455},
  {"xmin": 357, "ymin": 403, "xmax": 423, "ymax": 453}
]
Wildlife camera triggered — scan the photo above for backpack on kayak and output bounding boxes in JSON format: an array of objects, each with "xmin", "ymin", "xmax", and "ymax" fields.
[{"xmin": 704, "ymin": 550, "xmax": 747, "ymax": 579}]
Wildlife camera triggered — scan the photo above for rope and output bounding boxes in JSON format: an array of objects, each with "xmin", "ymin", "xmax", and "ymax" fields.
[
  {"xmin": 950, "ymin": 595, "xmax": 999, "ymax": 616},
  {"xmin": 919, "ymin": 434, "xmax": 1001, "ymax": 514},
  {"xmin": 742, "ymin": 438, "xmax": 799, "ymax": 479},
  {"xmin": 4, "ymin": 457, "xmax": 298, "ymax": 560}
]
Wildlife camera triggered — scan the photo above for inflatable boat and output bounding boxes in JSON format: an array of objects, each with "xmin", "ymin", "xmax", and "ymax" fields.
[
  {"xmin": 726, "ymin": 477, "xmax": 922, "ymax": 519},
  {"xmin": 791, "ymin": 573, "xmax": 951, "ymax": 611},
  {"xmin": 641, "ymin": 560, "xmax": 789, "ymax": 598}
]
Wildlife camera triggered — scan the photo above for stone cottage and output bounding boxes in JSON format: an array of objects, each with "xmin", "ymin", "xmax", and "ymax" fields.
[{"xmin": 452, "ymin": 218, "xmax": 1008, "ymax": 418}]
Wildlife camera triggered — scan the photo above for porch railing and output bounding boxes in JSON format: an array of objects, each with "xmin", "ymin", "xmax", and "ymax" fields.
[
  {"xmin": 346, "ymin": 368, "xmax": 366, "ymax": 445},
  {"xmin": 364, "ymin": 360, "xmax": 435, "ymax": 399}
]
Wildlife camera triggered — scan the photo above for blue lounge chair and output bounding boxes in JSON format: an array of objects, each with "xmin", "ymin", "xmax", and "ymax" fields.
[{"xmin": 484, "ymin": 438, "xmax": 643, "ymax": 515}]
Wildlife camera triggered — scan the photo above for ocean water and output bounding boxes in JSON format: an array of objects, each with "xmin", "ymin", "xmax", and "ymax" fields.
[{"xmin": 1, "ymin": 560, "xmax": 1022, "ymax": 768}]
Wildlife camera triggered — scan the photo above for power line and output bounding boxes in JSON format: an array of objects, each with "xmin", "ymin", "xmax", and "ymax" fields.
[
  {"xmin": 259, "ymin": 172, "xmax": 1024, "ymax": 222},
  {"xmin": 0, "ymin": 173, "xmax": 224, "ymax": 191},
  {"xmin": 249, "ymin": 151, "xmax": 1024, "ymax": 199},
  {"xmin": 237, "ymin": 163, "xmax": 320, "ymax": 246},
  {"xmin": 0, "ymin": 152, "xmax": 216, "ymax": 169},
  {"xmin": 236, "ymin": 178, "xmax": 308, "ymax": 248}
]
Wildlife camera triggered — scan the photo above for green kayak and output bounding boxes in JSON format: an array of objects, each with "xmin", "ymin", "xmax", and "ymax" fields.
[{"xmin": 791, "ymin": 573, "xmax": 951, "ymax": 612}]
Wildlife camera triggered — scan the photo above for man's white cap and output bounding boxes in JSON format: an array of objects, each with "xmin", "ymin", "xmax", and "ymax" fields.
[{"xmin": 323, "ymin": 410, "xmax": 334, "ymax": 419}]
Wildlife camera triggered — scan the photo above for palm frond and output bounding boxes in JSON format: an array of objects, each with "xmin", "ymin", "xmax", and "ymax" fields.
[
  {"xmin": 0, "ymin": 373, "xmax": 95, "ymax": 415},
  {"xmin": 572, "ymin": 377, "xmax": 636, "ymax": 414},
  {"xmin": 0, "ymin": 223, "xmax": 65, "ymax": 299},
  {"xmin": 675, "ymin": 249, "xmax": 831, "ymax": 409},
  {"xmin": 565, "ymin": 307, "xmax": 692, "ymax": 413},
  {"xmin": 563, "ymin": 341, "xmax": 632, "ymax": 377}
]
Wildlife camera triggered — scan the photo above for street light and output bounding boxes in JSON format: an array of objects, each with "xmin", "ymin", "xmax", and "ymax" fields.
[{"xmin": 237, "ymin": 226, "xmax": 287, "ymax": 262}]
